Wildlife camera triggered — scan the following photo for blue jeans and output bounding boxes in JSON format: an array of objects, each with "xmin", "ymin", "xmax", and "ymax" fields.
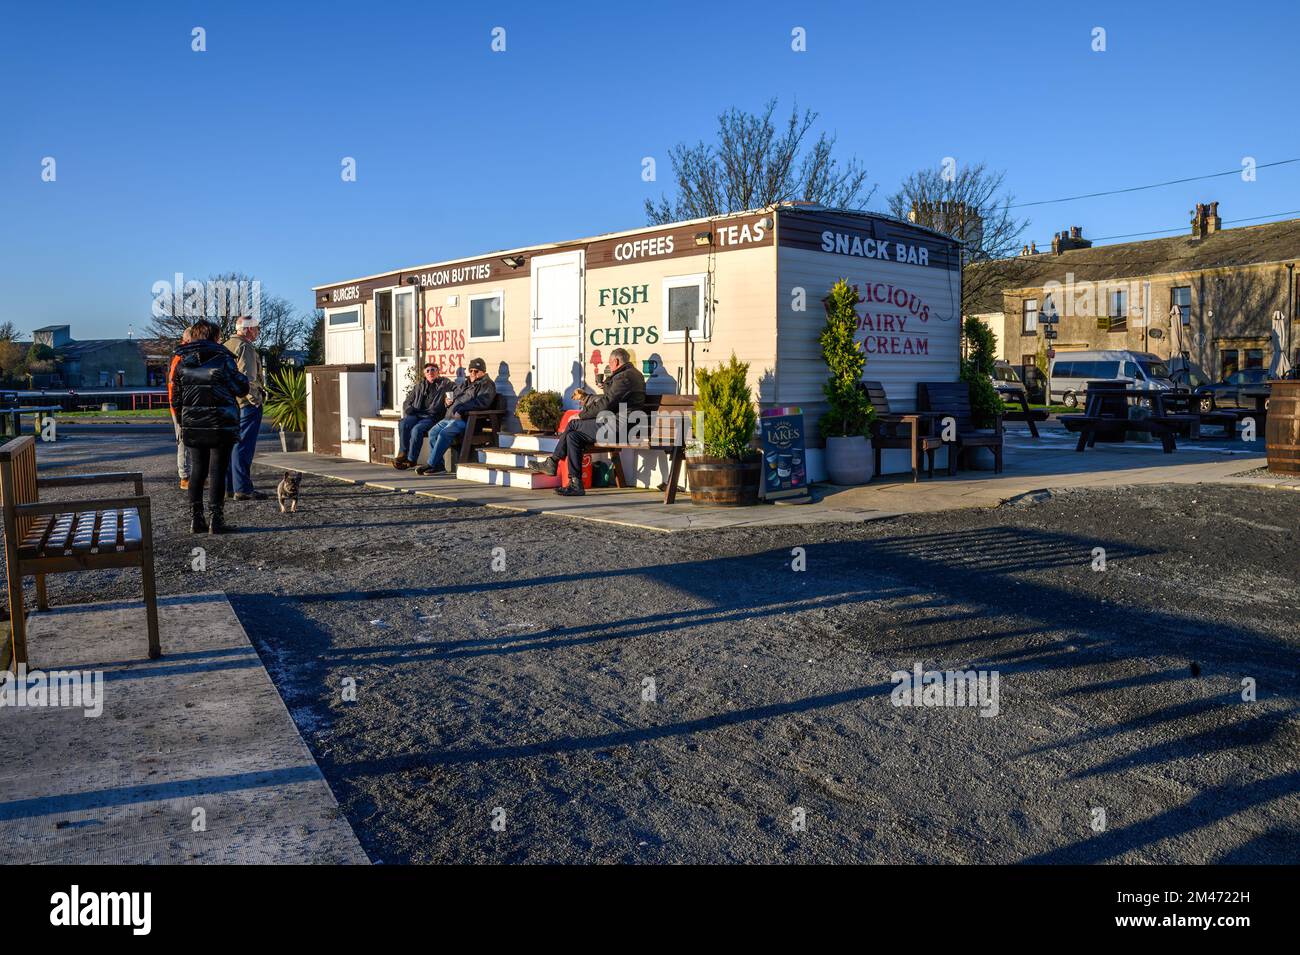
[
  {"xmin": 398, "ymin": 414, "xmax": 437, "ymax": 460},
  {"xmin": 424, "ymin": 416, "xmax": 466, "ymax": 470},
  {"xmin": 227, "ymin": 404, "xmax": 263, "ymax": 494}
]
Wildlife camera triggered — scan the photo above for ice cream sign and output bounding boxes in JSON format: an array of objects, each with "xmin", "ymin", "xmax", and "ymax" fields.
[{"xmin": 855, "ymin": 282, "xmax": 938, "ymax": 356}]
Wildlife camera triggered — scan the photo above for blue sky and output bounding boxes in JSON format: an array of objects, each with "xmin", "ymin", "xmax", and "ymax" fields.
[{"xmin": 2, "ymin": 0, "xmax": 1297, "ymax": 339}]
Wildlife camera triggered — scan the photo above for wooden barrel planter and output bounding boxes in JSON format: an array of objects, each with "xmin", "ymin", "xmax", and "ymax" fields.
[
  {"xmin": 1265, "ymin": 380, "xmax": 1300, "ymax": 474},
  {"xmin": 686, "ymin": 456, "xmax": 761, "ymax": 506}
]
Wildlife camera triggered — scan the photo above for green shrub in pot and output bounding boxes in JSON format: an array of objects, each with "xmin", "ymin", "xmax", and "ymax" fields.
[
  {"xmin": 819, "ymin": 279, "xmax": 875, "ymax": 484},
  {"xmin": 686, "ymin": 354, "xmax": 761, "ymax": 506},
  {"xmin": 265, "ymin": 366, "xmax": 307, "ymax": 450},
  {"xmin": 515, "ymin": 389, "xmax": 563, "ymax": 433}
]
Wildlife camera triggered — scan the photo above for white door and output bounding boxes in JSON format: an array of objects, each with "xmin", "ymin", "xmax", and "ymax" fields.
[
  {"xmin": 392, "ymin": 287, "xmax": 416, "ymax": 407},
  {"xmin": 530, "ymin": 250, "xmax": 584, "ymax": 408}
]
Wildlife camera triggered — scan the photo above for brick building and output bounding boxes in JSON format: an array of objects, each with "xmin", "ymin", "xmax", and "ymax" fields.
[{"xmin": 971, "ymin": 203, "xmax": 1300, "ymax": 383}]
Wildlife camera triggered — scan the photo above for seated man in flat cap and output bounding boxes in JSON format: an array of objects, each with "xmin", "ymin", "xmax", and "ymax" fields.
[
  {"xmin": 416, "ymin": 358, "xmax": 497, "ymax": 475},
  {"xmin": 533, "ymin": 347, "xmax": 645, "ymax": 496}
]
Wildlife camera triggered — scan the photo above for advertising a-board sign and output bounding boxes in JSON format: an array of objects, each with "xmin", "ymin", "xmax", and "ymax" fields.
[{"xmin": 759, "ymin": 408, "xmax": 809, "ymax": 501}]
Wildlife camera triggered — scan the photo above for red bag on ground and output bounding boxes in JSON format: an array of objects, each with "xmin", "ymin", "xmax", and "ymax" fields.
[{"xmin": 555, "ymin": 409, "xmax": 593, "ymax": 488}]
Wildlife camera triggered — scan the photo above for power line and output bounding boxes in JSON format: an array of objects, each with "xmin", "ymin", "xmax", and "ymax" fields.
[{"xmin": 1008, "ymin": 158, "xmax": 1300, "ymax": 209}]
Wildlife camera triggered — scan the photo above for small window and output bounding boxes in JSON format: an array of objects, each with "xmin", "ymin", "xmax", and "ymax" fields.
[
  {"xmin": 1171, "ymin": 287, "xmax": 1191, "ymax": 325},
  {"xmin": 662, "ymin": 273, "xmax": 708, "ymax": 342},
  {"xmin": 1244, "ymin": 348, "xmax": 1265, "ymax": 370},
  {"xmin": 1109, "ymin": 289, "xmax": 1127, "ymax": 318},
  {"xmin": 1220, "ymin": 349, "xmax": 1239, "ymax": 379},
  {"xmin": 1022, "ymin": 298, "xmax": 1039, "ymax": 334},
  {"xmin": 327, "ymin": 307, "xmax": 360, "ymax": 327},
  {"xmin": 468, "ymin": 291, "xmax": 504, "ymax": 342}
]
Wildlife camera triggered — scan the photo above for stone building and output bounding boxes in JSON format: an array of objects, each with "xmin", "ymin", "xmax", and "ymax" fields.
[
  {"xmin": 30, "ymin": 324, "xmax": 154, "ymax": 388},
  {"xmin": 971, "ymin": 203, "xmax": 1300, "ymax": 382}
]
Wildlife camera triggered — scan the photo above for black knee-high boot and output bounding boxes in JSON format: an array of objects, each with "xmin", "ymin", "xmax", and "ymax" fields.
[{"xmin": 209, "ymin": 503, "xmax": 231, "ymax": 534}]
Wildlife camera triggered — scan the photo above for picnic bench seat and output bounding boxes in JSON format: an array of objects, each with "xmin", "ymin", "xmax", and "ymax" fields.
[
  {"xmin": 589, "ymin": 393, "xmax": 695, "ymax": 504},
  {"xmin": 455, "ymin": 392, "xmax": 508, "ymax": 466},
  {"xmin": 1, "ymin": 435, "xmax": 160, "ymax": 670},
  {"xmin": 999, "ymin": 391, "xmax": 1050, "ymax": 438},
  {"xmin": 917, "ymin": 381, "xmax": 1004, "ymax": 474},
  {"xmin": 1153, "ymin": 392, "xmax": 1236, "ymax": 439},
  {"xmin": 859, "ymin": 381, "xmax": 942, "ymax": 482},
  {"xmin": 1059, "ymin": 381, "xmax": 1178, "ymax": 453}
]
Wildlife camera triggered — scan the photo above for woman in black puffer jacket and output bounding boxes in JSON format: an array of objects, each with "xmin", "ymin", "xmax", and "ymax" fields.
[{"xmin": 169, "ymin": 320, "xmax": 250, "ymax": 533}]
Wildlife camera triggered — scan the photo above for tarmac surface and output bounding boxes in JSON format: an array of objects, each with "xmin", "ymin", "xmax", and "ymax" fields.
[{"xmin": 12, "ymin": 429, "xmax": 1300, "ymax": 863}]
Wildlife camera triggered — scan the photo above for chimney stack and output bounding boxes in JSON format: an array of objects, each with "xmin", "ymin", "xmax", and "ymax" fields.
[
  {"xmin": 1191, "ymin": 201, "xmax": 1222, "ymax": 238},
  {"xmin": 1051, "ymin": 226, "xmax": 1092, "ymax": 255}
]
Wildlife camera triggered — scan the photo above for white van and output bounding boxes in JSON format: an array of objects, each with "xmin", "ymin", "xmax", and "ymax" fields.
[{"xmin": 1048, "ymin": 350, "xmax": 1175, "ymax": 407}]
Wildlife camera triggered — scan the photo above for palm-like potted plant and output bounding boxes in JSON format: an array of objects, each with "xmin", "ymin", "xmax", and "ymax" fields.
[
  {"xmin": 819, "ymin": 279, "xmax": 875, "ymax": 484},
  {"xmin": 265, "ymin": 366, "xmax": 307, "ymax": 452},
  {"xmin": 685, "ymin": 354, "xmax": 760, "ymax": 506},
  {"xmin": 515, "ymin": 389, "xmax": 563, "ymax": 433}
]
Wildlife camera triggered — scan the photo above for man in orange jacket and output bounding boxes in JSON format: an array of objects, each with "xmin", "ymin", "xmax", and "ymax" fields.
[{"xmin": 167, "ymin": 328, "xmax": 192, "ymax": 489}]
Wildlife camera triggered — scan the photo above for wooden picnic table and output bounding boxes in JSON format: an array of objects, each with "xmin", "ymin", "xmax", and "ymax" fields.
[
  {"xmin": 1000, "ymin": 391, "xmax": 1050, "ymax": 438},
  {"xmin": 1060, "ymin": 383, "xmax": 1179, "ymax": 453},
  {"xmin": 1153, "ymin": 391, "xmax": 1236, "ymax": 439}
]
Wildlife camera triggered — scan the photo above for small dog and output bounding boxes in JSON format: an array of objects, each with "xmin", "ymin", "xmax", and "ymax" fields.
[{"xmin": 276, "ymin": 470, "xmax": 301, "ymax": 513}]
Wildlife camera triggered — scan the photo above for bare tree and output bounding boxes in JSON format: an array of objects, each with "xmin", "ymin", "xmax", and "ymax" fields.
[
  {"xmin": 304, "ymin": 309, "xmax": 325, "ymax": 366},
  {"xmin": 886, "ymin": 163, "xmax": 1030, "ymax": 316},
  {"xmin": 0, "ymin": 320, "xmax": 19, "ymax": 341},
  {"xmin": 147, "ymin": 272, "xmax": 307, "ymax": 358},
  {"xmin": 646, "ymin": 99, "xmax": 874, "ymax": 224}
]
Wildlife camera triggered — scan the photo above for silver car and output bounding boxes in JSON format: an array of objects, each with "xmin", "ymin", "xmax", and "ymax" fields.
[{"xmin": 1048, "ymin": 350, "xmax": 1175, "ymax": 408}]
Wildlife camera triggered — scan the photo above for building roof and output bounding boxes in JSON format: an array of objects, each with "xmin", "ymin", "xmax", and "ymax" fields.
[
  {"xmin": 56, "ymin": 339, "xmax": 144, "ymax": 357},
  {"xmin": 313, "ymin": 203, "xmax": 960, "ymax": 291},
  {"xmin": 32, "ymin": 324, "xmax": 70, "ymax": 332},
  {"xmin": 980, "ymin": 217, "xmax": 1300, "ymax": 295}
]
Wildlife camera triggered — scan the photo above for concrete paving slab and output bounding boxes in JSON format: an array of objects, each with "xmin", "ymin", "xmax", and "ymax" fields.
[
  {"xmin": 255, "ymin": 451, "xmax": 893, "ymax": 531},
  {"xmin": 256, "ymin": 432, "xmax": 1288, "ymax": 531},
  {"xmin": 0, "ymin": 592, "xmax": 367, "ymax": 864}
]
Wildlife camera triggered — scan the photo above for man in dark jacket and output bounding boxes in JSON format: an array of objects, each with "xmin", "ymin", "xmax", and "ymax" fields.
[
  {"xmin": 393, "ymin": 363, "xmax": 452, "ymax": 469},
  {"xmin": 415, "ymin": 358, "xmax": 498, "ymax": 475},
  {"xmin": 533, "ymin": 347, "xmax": 646, "ymax": 496},
  {"xmin": 170, "ymin": 320, "xmax": 250, "ymax": 534}
]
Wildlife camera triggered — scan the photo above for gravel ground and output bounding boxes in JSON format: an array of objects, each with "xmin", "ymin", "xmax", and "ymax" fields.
[{"xmin": 20, "ymin": 429, "xmax": 1300, "ymax": 864}]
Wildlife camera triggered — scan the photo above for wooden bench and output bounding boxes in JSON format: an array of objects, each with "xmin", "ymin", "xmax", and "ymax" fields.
[
  {"xmin": 0, "ymin": 436, "xmax": 160, "ymax": 670},
  {"xmin": 1059, "ymin": 381, "xmax": 1178, "ymax": 453},
  {"xmin": 456, "ymin": 392, "xmax": 508, "ymax": 467},
  {"xmin": 918, "ymin": 381, "xmax": 1004, "ymax": 474},
  {"xmin": 859, "ymin": 381, "xmax": 942, "ymax": 482},
  {"xmin": 589, "ymin": 393, "xmax": 695, "ymax": 504}
]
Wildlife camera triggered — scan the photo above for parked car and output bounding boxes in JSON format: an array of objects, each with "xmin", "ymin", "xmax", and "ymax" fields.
[
  {"xmin": 991, "ymin": 361, "xmax": 1028, "ymax": 404},
  {"xmin": 1019, "ymin": 364, "xmax": 1048, "ymax": 404},
  {"xmin": 1196, "ymin": 367, "xmax": 1272, "ymax": 410},
  {"xmin": 1048, "ymin": 350, "xmax": 1175, "ymax": 408}
]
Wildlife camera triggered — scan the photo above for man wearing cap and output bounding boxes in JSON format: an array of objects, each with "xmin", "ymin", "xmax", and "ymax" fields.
[
  {"xmin": 416, "ymin": 358, "xmax": 497, "ymax": 475},
  {"xmin": 225, "ymin": 315, "xmax": 266, "ymax": 500},
  {"xmin": 532, "ymin": 347, "xmax": 645, "ymax": 496},
  {"xmin": 393, "ymin": 362, "xmax": 452, "ymax": 469}
]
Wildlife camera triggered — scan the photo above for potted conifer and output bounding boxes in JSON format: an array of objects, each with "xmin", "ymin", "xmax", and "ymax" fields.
[
  {"xmin": 685, "ymin": 354, "xmax": 760, "ymax": 506},
  {"xmin": 819, "ymin": 280, "xmax": 875, "ymax": 484}
]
